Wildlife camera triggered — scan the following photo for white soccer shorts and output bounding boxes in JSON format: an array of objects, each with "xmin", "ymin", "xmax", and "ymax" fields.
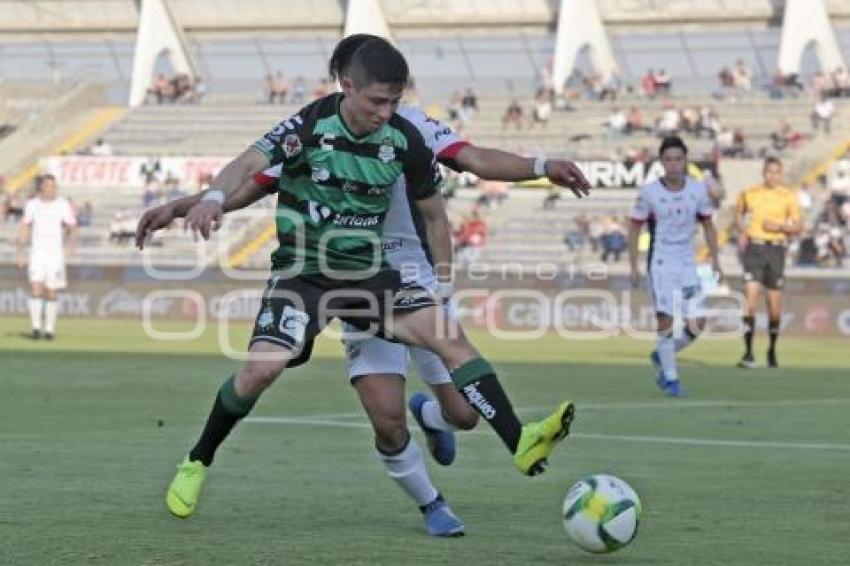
[
  {"xmin": 648, "ymin": 265, "xmax": 705, "ymax": 319},
  {"xmin": 343, "ymin": 333, "xmax": 452, "ymax": 386},
  {"xmin": 28, "ymin": 253, "xmax": 67, "ymax": 290}
]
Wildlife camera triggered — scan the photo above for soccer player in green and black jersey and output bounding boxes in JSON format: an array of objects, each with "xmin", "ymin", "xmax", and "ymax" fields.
[{"xmin": 136, "ymin": 38, "xmax": 576, "ymax": 520}]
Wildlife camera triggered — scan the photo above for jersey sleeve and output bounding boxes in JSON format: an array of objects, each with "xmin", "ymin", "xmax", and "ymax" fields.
[
  {"xmin": 630, "ymin": 185, "xmax": 651, "ymax": 224},
  {"xmin": 22, "ymin": 200, "xmax": 35, "ymax": 225},
  {"xmin": 403, "ymin": 128, "xmax": 442, "ymax": 201},
  {"xmin": 400, "ymin": 106, "xmax": 469, "ymax": 169},
  {"xmin": 251, "ymin": 98, "xmax": 320, "ymax": 167},
  {"xmin": 253, "ymin": 164, "xmax": 282, "ymax": 194},
  {"xmin": 696, "ymin": 182, "xmax": 713, "ymax": 220}
]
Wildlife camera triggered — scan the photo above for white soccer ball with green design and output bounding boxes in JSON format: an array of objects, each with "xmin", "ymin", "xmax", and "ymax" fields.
[{"xmin": 563, "ymin": 474, "xmax": 641, "ymax": 553}]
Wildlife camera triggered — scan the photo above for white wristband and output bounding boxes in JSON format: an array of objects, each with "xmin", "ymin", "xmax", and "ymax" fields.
[
  {"xmin": 201, "ymin": 189, "xmax": 225, "ymax": 206},
  {"xmin": 533, "ymin": 157, "xmax": 548, "ymax": 178}
]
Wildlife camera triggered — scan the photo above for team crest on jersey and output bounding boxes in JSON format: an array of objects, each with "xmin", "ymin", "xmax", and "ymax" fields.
[
  {"xmin": 377, "ymin": 137, "xmax": 395, "ymax": 163},
  {"xmin": 257, "ymin": 305, "xmax": 275, "ymax": 330},
  {"xmin": 311, "ymin": 168, "xmax": 331, "ymax": 182},
  {"xmin": 282, "ymin": 134, "xmax": 302, "ymax": 158}
]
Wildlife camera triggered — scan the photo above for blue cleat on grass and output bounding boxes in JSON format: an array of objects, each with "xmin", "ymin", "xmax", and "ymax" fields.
[
  {"xmin": 420, "ymin": 494, "xmax": 464, "ymax": 537},
  {"xmin": 651, "ymin": 351, "xmax": 683, "ymax": 397},
  {"xmin": 409, "ymin": 392, "xmax": 456, "ymax": 466}
]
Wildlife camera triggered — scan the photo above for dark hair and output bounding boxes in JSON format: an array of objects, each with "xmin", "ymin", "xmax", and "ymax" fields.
[
  {"xmin": 658, "ymin": 136, "xmax": 688, "ymax": 157},
  {"xmin": 345, "ymin": 38, "xmax": 408, "ymax": 90},
  {"xmin": 763, "ymin": 156, "xmax": 782, "ymax": 169},
  {"xmin": 329, "ymin": 34, "xmax": 381, "ymax": 80},
  {"xmin": 36, "ymin": 174, "xmax": 57, "ymax": 190}
]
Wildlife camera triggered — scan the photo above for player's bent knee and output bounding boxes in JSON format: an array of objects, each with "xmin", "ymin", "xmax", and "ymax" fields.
[
  {"xmin": 373, "ymin": 416, "xmax": 408, "ymax": 451},
  {"xmin": 237, "ymin": 361, "xmax": 285, "ymax": 392}
]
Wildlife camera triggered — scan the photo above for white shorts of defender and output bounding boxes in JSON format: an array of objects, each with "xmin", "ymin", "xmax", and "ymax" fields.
[
  {"xmin": 28, "ymin": 253, "xmax": 67, "ymax": 290},
  {"xmin": 648, "ymin": 265, "xmax": 706, "ymax": 319},
  {"xmin": 343, "ymin": 334, "xmax": 452, "ymax": 385}
]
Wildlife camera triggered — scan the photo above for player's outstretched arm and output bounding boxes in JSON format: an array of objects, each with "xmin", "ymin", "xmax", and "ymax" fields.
[
  {"xmin": 136, "ymin": 149, "xmax": 269, "ymax": 249},
  {"xmin": 454, "ymin": 145, "xmax": 591, "ymax": 198}
]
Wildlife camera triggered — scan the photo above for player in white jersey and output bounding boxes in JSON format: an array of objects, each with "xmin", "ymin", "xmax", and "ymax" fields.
[
  {"xmin": 628, "ymin": 137, "xmax": 720, "ymax": 397},
  {"xmin": 16, "ymin": 175, "xmax": 77, "ymax": 340},
  {"xmin": 241, "ymin": 32, "xmax": 591, "ymax": 538}
]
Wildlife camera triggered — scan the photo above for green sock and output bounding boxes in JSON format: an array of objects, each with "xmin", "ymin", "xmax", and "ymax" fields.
[{"xmin": 451, "ymin": 357, "xmax": 522, "ymax": 452}]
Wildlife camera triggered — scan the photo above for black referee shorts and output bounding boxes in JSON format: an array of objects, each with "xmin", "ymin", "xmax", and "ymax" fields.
[{"xmin": 742, "ymin": 242, "xmax": 786, "ymax": 290}]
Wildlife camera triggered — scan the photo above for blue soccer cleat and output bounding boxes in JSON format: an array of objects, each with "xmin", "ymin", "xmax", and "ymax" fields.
[
  {"xmin": 420, "ymin": 494, "xmax": 464, "ymax": 537},
  {"xmin": 409, "ymin": 392, "xmax": 456, "ymax": 466},
  {"xmin": 656, "ymin": 375, "xmax": 683, "ymax": 397}
]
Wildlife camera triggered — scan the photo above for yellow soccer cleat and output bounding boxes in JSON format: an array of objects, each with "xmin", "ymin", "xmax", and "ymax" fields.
[
  {"xmin": 165, "ymin": 458, "xmax": 207, "ymax": 518},
  {"xmin": 513, "ymin": 402, "xmax": 576, "ymax": 476}
]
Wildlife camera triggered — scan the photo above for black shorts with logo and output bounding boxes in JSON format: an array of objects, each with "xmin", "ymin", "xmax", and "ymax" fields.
[
  {"xmin": 249, "ymin": 270, "xmax": 436, "ymax": 368},
  {"xmin": 742, "ymin": 242, "xmax": 786, "ymax": 290}
]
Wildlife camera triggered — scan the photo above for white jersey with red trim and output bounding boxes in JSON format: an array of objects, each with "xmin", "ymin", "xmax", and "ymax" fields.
[
  {"xmin": 22, "ymin": 197, "xmax": 76, "ymax": 258},
  {"xmin": 255, "ymin": 104, "xmax": 468, "ymax": 289},
  {"xmin": 630, "ymin": 176, "xmax": 712, "ymax": 271}
]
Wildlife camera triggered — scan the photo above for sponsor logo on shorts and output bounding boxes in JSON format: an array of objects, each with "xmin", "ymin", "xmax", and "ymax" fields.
[
  {"xmin": 279, "ymin": 306, "xmax": 309, "ymax": 344},
  {"xmin": 462, "ymin": 383, "xmax": 496, "ymax": 419},
  {"xmin": 382, "ymin": 239, "xmax": 403, "ymax": 253}
]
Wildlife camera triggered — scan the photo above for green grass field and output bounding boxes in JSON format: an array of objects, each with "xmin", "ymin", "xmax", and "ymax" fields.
[{"xmin": 1, "ymin": 316, "xmax": 848, "ymax": 565}]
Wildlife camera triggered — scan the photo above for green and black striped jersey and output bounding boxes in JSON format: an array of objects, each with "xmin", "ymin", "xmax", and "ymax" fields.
[{"xmin": 252, "ymin": 93, "xmax": 441, "ymax": 275}]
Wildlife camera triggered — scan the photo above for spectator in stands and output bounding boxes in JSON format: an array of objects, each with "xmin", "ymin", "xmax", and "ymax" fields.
[
  {"xmin": 530, "ymin": 88, "xmax": 552, "ymax": 129},
  {"xmin": 477, "ymin": 180, "xmax": 510, "ymax": 209},
  {"xmin": 716, "ymin": 67, "xmax": 735, "ymax": 100},
  {"xmin": 189, "ymin": 76, "xmax": 207, "ymax": 103},
  {"xmin": 455, "ymin": 210, "xmax": 487, "ymax": 265},
  {"xmin": 656, "ymin": 103, "xmax": 680, "ymax": 137},
  {"xmin": 290, "ymin": 77, "xmax": 307, "ymax": 104},
  {"xmin": 108, "ymin": 212, "xmax": 136, "ymax": 245},
  {"xmin": 729, "ymin": 128, "xmax": 749, "ymax": 158},
  {"xmin": 771, "ymin": 120, "xmax": 804, "ymax": 151},
  {"xmin": 2, "ymin": 188, "xmax": 26, "ymax": 224},
  {"xmin": 817, "ymin": 200, "xmax": 846, "ymax": 266},
  {"xmin": 733, "ymin": 59, "xmax": 752, "ymax": 92},
  {"xmin": 829, "ymin": 66, "xmax": 850, "ymax": 97},
  {"xmin": 811, "ymin": 96, "xmax": 834, "ymax": 134},
  {"xmin": 625, "ymin": 106, "xmax": 651, "ymax": 135},
  {"xmin": 266, "ymin": 71, "xmax": 288, "ymax": 104},
  {"xmin": 696, "ymin": 106, "xmax": 721, "ymax": 138},
  {"xmin": 89, "ymin": 138, "xmax": 113, "ymax": 156},
  {"xmin": 147, "ymin": 73, "xmax": 169, "ymax": 104},
  {"xmin": 446, "ymin": 91, "xmax": 462, "ymax": 123},
  {"xmin": 810, "ymin": 72, "xmax": 829, "ymax": 99},
  {"xmin": 77, "ymin": 201, "xmax": 93, "ymax": 227},
  {"xmin": 797, "ymin": 182, "xmax": 814, "ymax": 215},
  {"xmin": 461, "ymin": 88, "xmax": 478, "ymax": 121},
  {"xmin": 502, "ymin": 99, "xmax": 523, "ymax": 131},
  {"xmin": 653, "ymin": 69, "xmax": 672, "ymax": 95},
  {"xmin": 599, "ymin": 216, "xmax": 626, "ymax": 262},
  {"xmin": 716, "ymin": 127, "xmax": 735, "ymax": 157},
  {"xmin": 606, "ymin": 107, "xmax": 627, "ymax": 140},
  {"xmin": 679, "ymin": 107, "xmax": 699, "ymax": 135},
  {"xmin": 543, "ymin": 186, "xmax": 561, "ymax": 210},
  {"xmin": 829, "ymin": 165, "xmax": 850, "ymax": 195},
  {"xmin": 640, "ymin": 69, "xmax": 656, "ymax": 99},
  {"xmin": 588, "ymin": 215, "xmax": 604, "ymax": 253}
]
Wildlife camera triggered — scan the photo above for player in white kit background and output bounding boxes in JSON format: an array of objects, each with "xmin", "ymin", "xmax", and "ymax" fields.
[
  {"xmin": 17, "ymin": 174, "xmax": 77, "ymax": 340},
  {"xmin": 628, "ymin": 137, "xmax": 721, "ymax": 397}
]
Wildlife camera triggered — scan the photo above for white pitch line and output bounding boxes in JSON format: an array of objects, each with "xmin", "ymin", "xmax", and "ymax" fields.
[
  {"xmin": 245, "ymin": 416, "xmax": 850, "ymax": 452},
  {"xmin": 253, "ymin": 398, "xmax": 850, "ymax": 422}
]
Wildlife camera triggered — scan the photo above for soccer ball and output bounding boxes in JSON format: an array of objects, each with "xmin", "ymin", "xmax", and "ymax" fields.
[{"xmin": 562, "ymin": 474, "xmax": 642, "ymax": 553}]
